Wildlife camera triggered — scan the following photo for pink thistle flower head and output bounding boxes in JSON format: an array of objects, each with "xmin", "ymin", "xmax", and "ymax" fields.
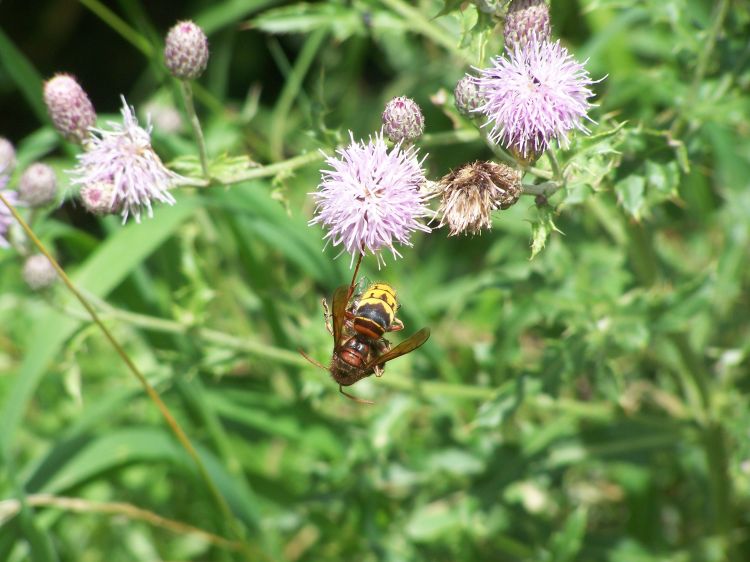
[
  {"xmin": 69, "ymin": 96, "xmax": 184, "ymax": 223},
  {"xmin": 475, "ymin": 37, "xmax": 598, "ymax": 160},
  {"xmin": 43, "ymin": 74, "xmax": 97, "ymax": 145},
  {"xmin": 310, "ymin": 131, "xmax": 431, "ymax": 267},
  {"xmin": 504, "ymin": 0, "xmax": 551, "ymax": 50},
  {"xmin": 165, "ymin": 20, "xmax": 209, "ymax": 80},
  {"xmin": 79, "ymin": 181, "xmax": 121, "ymax": 216},
  {"xmin": 382, "ymin": 96, "xmax": 424, "ymax": 143},
  {"xmin": 0, "ymin": 182, "xmax": 22, "ymax": 249},
  {"xmin": 23, "ymin": 254, "xmax": 58, "ymax": 291},
  {"xmin": 454, "ymin": 74, "xmax": 485, "ymax": 117},
  {"xmin": 0, "ymin": 137, "xmax": 17, "ymax": 176},
  {"xmin": 19, "ymin": 163, "xmax": 58, "ymax": 207}
]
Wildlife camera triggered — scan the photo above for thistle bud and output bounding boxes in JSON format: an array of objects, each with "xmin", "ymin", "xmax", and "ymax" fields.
[
  {"xmin": 504, "ymin": 0, "xmax": 551, "ymax": 50},
  {"xmin": 19, "ymin": 163, "xmax": 57, "ymax": 207},
  {"xmin": 436, "ymin": 161, "xmax": 521, "ymax": 236},
  {"xmin": 23, "ymin": 254, "xmax": 58, "ymax": 291},
  {"xmin": 79, "ymin": 181, "xmax": 120, "ymax": 216},
  {"xmin": 164, "ymin": 21, "xmax": 209, "ymax": 80},
  {"xmin": 454, "ymin": 75, "xmax": 485, "ymax": 117},
  {"xmin": 382, "ymin": 96, "xmax": 425, "ymax": 144},
  {"xmin": 0, "ymin": 137, "xmax": 16, "ymax": 176},
  {"xmin": 43, "ymin": 74, "xmax": 97, "ymax": 145}
]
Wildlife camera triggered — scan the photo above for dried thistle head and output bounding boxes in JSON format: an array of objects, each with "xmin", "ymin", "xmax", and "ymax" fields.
[{"xmin": 436, "ymin": 161, "xmax": 521, "ymax": 236}]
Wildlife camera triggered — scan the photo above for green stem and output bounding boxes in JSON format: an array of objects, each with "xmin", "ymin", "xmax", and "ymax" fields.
[
  {"xmin": 668, "ymin": 332, "xmax": 734, "ymax": 556},
  {"xmin": 547, "ymin": 149, "xmax": 563, "ymax": 182},
  {"xmin": 668, "ymin": 332, "xmax": 711, "ymax": 420},
  {"xmin": 703, "ymin": 422, "xmax": 735, "ymax": 558},
  {"xmin": 226, "ymin": 150, "xmax": 327, "ymax": 184},
  {"xmin": 478, "ymin": 126, "xmax": 517, "ymax": 166},
  {"xmin": 420, "ymin": 129, "xmax": 482, "ymax": 147},
  {"xmin": 671, "ymin": 0, "xmax": 730, "ymax": 136},
  {"xmin": 380, "ymin": 0, "xmax": 472, "ymax": 64},
  {"xmin": 179, "ymin": 80, "xmax": 210, "ymax": 179},
  {"xmin": 175, "ymin": 150, "xmax": 327, "ymax": 189},
  {"xmin": 521, "ymin": 181, "xmax": 560, "ymax": 197},
  {"xmin": 0, "ymin": 192, "xmax": 253, "ymax": 560}
]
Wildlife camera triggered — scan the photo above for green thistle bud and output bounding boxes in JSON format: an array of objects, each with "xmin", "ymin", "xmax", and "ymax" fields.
[
  {"xmin": 23, "ymin": 254, "xmax": 57, "ymax": 291},
  {"xmin": 382, "ymin": 96, "xmax": 425, "ymax": 144},
  {"xmin": 436, "ymin": 161, "xmax": 521, "ymax": 236},
  {"xmin": 504, "ymin": 0, "xmax": 551, "ymax": 50},
  {"xmin": 164, "ymin": 21, "xmax": 209, "ymax": 80},
  {"xmin": 454, "ymin": 75, "xmax": 485, "ymax": 117},
  {"xmin": 43, "ymin": 74, "xmax": 97, "ymax": 145},
  {"xmin": 19, "ymin": 163, "xmax": 57, "ymax": 207}
]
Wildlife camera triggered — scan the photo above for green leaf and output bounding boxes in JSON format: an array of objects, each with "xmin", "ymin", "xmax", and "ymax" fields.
[
  {"xmin": 39, "ymin": 427, "xmax": 260, "ymax": 529},
  {"xmin": 0, "ymin": 28, "xmax": 46, "ymax": 123},
  {"xmin": 197, "ymin": 0, "xmax": 280, "ymax": 34},
  {"xmin": 406, "ymin": 500, "xmax": 463, "ymax": 542},
  {"xmin": 18, "ymin": 503, "xmax": 59, "ymax": 562},
  {"xmin": 435, "ymin": 0, "xmax": 465, "ymax": 17},
  {"xmin": 547, "ymin": 508, "xmax": 587, "ymax": 562},
  {"xmin": 530, "ymin": 204, "xmax": 561, "ymax": 259},
  {"xmin": 616, "ymin": 175, "xmax": 646, "ymax": 220},
  {"xmin": 251, "ymin": 3, "xmax": 364, "ymax": 40}
]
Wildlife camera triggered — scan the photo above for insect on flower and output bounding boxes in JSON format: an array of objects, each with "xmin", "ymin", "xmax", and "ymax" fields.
[{"xmin": 299, "ymin": 282, "xmax": 430, "ymax": 404}]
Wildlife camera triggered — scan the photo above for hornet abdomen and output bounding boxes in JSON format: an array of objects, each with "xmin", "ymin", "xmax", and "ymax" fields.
[{"xmin": 352, "ymin": 283, "xmax": 399, "ymax": 341}]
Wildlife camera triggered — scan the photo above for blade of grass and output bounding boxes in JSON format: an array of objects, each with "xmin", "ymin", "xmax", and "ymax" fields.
[
  {"xmin": 0, "ymin": 494, "xmax": 243, "ymax": 552},
  {"xmin": 79, "ymin": 0, "xmax": 153, "ymax": 56},
  {"xmin": 0, "ymin": 193, "xmax": 256, "ymax": 559},
  {"xmin": 269, "ymin": 28, "xmax": 327, "ymax": 160},
  {"xmin": 0, "ymin": 29, "xmax": 47, "ymax": 122}
]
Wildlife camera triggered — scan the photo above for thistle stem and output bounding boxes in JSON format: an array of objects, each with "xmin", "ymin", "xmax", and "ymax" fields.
[
  {"xmin": 547, "ymin": 149, "xmax": 563, "ymax": 182},
  {"xmin": 521, "ymin": 181, "xmax": 560, "ymax": 197},
  {"xmin": 0, "ymin": 192, "xmax": 252, "ymax": 558},
  {"xmin": 671, "ymin": 0, "xmax": 730, "ymax": 137},
  {"xmin": 230, "ymin": 150, "xmax": 326, "ymax": 184},
  {"xmin": 177, "ymin": 150, "xmax": 328, "ymax": 188},
  {"xmin": 348, "ymin": 253, "xmax": 363, "ymax": 300},
  {"xmin": 179, "ymin": 80, "xmax": 210, "ymax": 179}
]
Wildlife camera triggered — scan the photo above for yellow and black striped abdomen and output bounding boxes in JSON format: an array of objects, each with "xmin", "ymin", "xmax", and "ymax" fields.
[{"xmin": 352, "ymin": 283, "xmax": 399, "ymax": 341}]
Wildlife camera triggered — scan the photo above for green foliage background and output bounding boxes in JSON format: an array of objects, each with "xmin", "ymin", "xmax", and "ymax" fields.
[{"xmin": 1, "ymin": 0, "xmax": 749, "ymax": 560}]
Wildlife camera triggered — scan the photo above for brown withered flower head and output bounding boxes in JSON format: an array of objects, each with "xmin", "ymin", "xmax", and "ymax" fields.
[{"xmin": 436, "ymin": 161, "xmax": 521, "ymax": 236}]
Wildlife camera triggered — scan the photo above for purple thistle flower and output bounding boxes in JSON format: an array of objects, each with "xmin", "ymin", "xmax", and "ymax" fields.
[
  {"xmin": 475, "ymin": 37, "xmax": 597, "ymax": 159},
  {"xmin": 310, "ymin": 131, "xmax": 431, "ymax": 267},
  {"xmin": 70, "ymin": 96, "xmax": 184, "ymax": 223},
  {"xmin": 0, "ymin": 176, "xmax": 21, "ymax": 249}
]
